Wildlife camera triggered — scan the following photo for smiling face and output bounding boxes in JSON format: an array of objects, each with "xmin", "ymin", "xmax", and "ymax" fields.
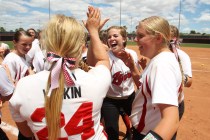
[
  {"xmin": 27, "ymin": 29, "xmax": 36, "ymax": 39},
  {"xmin": 135, "ymin": 24, "xmax": 158, "ymax": 59},
  {"xmin": 134, "ymin": 16, "xmax": 171, "ymax": 59},
  {"xmin": 13, "ymin": 34, "xmax": 33, "ymax": 57},
  {"xmin": 107, "ymin": 27, "xmax": 126, "ymax": 56}
]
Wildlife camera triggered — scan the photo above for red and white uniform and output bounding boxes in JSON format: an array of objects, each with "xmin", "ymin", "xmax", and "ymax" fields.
[
  {"xmin": 2, "ymin": 52, "xmax": 32, "ymax": 82},
  {"xmin": 27, "ymin": 39, "xmax": 45, "ymax": 72},
  {"xmin": 107, "ymin": 48, "xmax": 138, "ymax": 98},
  {"xmin": 130, "ymin": 52, "xmax": 182, "ymax": 135},
  {"xmin": 9, "ymin": 65, "xmax": 111, "ymax": 140},
  {"xmin": 177, "ymin": 49, "xmax": 192, "ymax": 102}
]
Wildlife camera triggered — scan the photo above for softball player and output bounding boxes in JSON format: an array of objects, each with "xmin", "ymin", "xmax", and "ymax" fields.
[
  {"xmin": 101, "ymin": 26, "xmax": 139, "ymax": 140},
  {"xmin": 118, "ymin": 16, "xmax": 182, "ymax": 140},
  {"xmin": 27, "ymin": 28, "xmax": 45, "ymax": 73},
  {"xmin": 2, "ymin": 30, "xmax": 34, "ymax": 82},
  {"xmin": 0, "ymin": 42, "xmax": 10, "ymax": 62},
  {"xmin": 9, "ymin": 7, "xmax": 111, "ymax": 140},
  {"xmin": 170, "ymin": 25, "xmax": 193, "ymax": 140},
  {"xmin": 0, "ymin": 65, "xmax": 14, "ymax": 140},
  {"xmin": 2, "ymin": 30, "xmax": 36, "ymax": 140}
]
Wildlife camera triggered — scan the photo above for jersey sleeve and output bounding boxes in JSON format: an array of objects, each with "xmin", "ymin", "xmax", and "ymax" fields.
[
  {"xmin": 2, "ymin": 55, "xmax": 17, "ymax": 81},
  {"xmin": 0, "ymin": 67, "xmax": 14, "ymax": 97},
  {"xmin": 149, "ymin": 62, "xmax": 180, "ymax": 106},
  {"xmin": 9, "ymin": 81, "xmax": 25, "ymax": 122},
  {"xmin": 179, "ymin": 51, "xmax": 192, "ymax": 77},
  {"xmin": 88, "ymin": 65, "xmax": 111, "ymax": 90}
]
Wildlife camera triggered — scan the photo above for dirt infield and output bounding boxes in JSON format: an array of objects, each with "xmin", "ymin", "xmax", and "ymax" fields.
[{"xmin": 1, "ymin": 46, "xmax": 210, "ymax": 140}]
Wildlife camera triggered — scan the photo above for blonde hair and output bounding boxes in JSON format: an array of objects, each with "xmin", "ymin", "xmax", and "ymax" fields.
[
  {"xmin": 170, "ymin": 25, "xmax": 179, "ymax": 39},
  {"xmin": 42, "ymin": 14, "xmax": 85, "ymax": 139},
  {"xmin": 140, "ymin": 16, "xmax": 184, "ymax": 92},
  {"xmin": 107, "ymin": 26, "xmax": 127, "ymax": 47},
  {"xmin": 169, "ymin": 25, "xmax": 184, "ymax": 88},
  {"xmin": 139, "ymin": 16, "xmax": 171, "ymax": 45}
]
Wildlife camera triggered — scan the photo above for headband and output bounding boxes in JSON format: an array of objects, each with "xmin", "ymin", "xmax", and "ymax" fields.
[{"xmin": 47, "ymin": 52, "xmax": 76, "ymax": 96}]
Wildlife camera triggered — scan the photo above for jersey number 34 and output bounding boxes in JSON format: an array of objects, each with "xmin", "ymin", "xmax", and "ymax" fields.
[{"xmin": 30, "ymin": 102, "xmax": 95, "ymax": 140}]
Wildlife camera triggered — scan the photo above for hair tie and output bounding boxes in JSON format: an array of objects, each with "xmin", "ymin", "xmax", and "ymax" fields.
[
  {"xmin": 170, "ymin": 40, "xmax": 179, "ymax": 60},
  {"xmin": 47, "ymin": 52, "xmax": 76, "ymax": 96}
]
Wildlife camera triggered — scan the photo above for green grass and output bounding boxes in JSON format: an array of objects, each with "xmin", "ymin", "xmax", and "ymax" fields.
[
  {"xmin": 2, "ymin": 41, "xmax": 210, "ymax": 49},
  {"xmin": 127, "ymin": 41, "xmax": 210, "ymax": 48},
  {"xmin": 127, "ymin": 41, "xmax": 137, "ymax": 46},
  {"xmin": 180, "ymin": 43, "xmax": 210, "ymax": 48},
  {"xmin": 2, "ymin": 41, "xmax": 14, "ymax": 49}
]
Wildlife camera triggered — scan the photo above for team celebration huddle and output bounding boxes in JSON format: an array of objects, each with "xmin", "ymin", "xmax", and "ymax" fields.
[{"xmin": 0, "ymin": 5, "xmax": 192, "ymax": 140}]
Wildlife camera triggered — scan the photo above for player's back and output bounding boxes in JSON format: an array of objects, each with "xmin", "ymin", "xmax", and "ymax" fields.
[{"xmin": 9, "ymin": 65, "xmax": 111, "ymax": 140}]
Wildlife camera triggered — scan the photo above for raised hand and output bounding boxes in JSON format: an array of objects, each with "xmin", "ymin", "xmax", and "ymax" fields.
[
  {"xmin": 138, "ymin": 56, "xmax": 147, "ymax": 70},
  {"xmin": 117, "ymin": 49, "xmax": 135, "ymax": 69},
  {"xmin": 99, "ymin": 18, "xmax": 109, "ymax": 31},
  {"xmin": 83, "ymin": 6, "xmax": 109, "ymax": 32},
  {"xmin": 83, "ymin": 6, "xmax": 101, "ymax": 33}
]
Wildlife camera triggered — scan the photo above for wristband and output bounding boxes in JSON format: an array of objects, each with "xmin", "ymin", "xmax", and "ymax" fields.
[
  {"xmin": 143, "ymin": 130, "xmax": 163, "ymax": 140},
  {"xmin": 184, "ymin": 74, "xmax": 188, "ymax": 85}
]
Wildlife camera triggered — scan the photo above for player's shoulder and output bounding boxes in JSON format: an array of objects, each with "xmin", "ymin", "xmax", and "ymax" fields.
[
  {"xmin": 152, "ymin": 52, "xmax": 177, "ymax": 67},
  {"xmin": 3, "ymin": 52, "xmax": 18, "ymax": 61},
  {"xmin": 125, "ymin": 48, "xmax": 138, "ymax": 57},
  {"xmin": 18, "ymin": 70, "xmax": 49, "ymax": 85},
  {"xmin": 177, "ymin": 49, "xmax": 189, "ymax": 57},
  {"xmin": 88, "ymin": 65, "xmax": 110, "ymax": 75}
]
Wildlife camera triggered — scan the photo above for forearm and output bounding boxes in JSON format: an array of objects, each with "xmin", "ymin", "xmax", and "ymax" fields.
[
  {"xmin": 153, "ymin": 118, "xmax": 179, "ymax": 139},
  {"xmin": 16, "ymin": 121, "xmax": 34, "ymax": 137},
  {"xmin": 87, "ymin": 30, "xmax": 110, "ymax": 68},
  {"xmin": 153, "ymin": 105, "xmax": 179, "ymax": 139},
  {"xmin": 130, "ymin": 65, "xmax": 141, "ymax": 88},
  {"xmin": 85, "ymin": 7, "xmax": 110, "ymax": 69}
]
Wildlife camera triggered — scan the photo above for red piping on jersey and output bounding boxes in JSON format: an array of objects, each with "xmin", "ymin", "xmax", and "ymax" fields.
[
  {"xmin": 137, "ymin": 84, "xmax": 147, "ymax": 133},
  {"xmin": 146, "ymin": 76, "xmax": 151, "ymax": 97},
  {"xmin": 110, "ymin": 60, "xmax": 114, "ymax": 71},
  {"xmin": 15, "ymin": 65, "xmax": 21, "ymax": 81},
  {"xmin": 178, "ymin": 82, "xmax": 183, "ymax": 93},
  {"xmin": 14, "ymin": 70, "xmax": 17, "ymax": 81}
]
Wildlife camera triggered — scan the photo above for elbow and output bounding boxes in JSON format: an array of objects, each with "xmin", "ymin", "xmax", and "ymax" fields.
[
  {"xmin": 175, "ymin": 118, "xmax": 180, "ymax": 130},
  {"xmin": 185, "ymin": 77, "xmax": 192, "ymax": 87}
]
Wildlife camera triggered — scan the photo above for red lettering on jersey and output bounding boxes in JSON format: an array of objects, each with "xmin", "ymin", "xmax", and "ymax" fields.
[
  {"xmin": 30, "ymin": 102, "xmax": 95, "ymax": 139},
  {"xmin": 65, "ymin": 102, "xmax": 95, "ymax": 140},
  {"xmin": 31, "ymin": 108, "xmax": 48, "ymax": 140},
  {"xmin": 31, "ymin": 108, "xmax": 66, "ymax": 140},
  {"xmin": 112, "ymin": 71, "xmax": 132, "ymax": 86}
]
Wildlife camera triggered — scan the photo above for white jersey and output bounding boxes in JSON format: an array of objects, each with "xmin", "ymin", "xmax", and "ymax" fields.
[
  {"xmin": 2, "ymin": 52, "xmax": 32, "ymax": 82},
  {"xmin": 130, "ymin": 52, "xmax": 182, "ymax": 135},
  {"xmin": 0, "ymin": 65, "xmax": 14, "ymax": 118},
  {"xmin": 27, "ymin": 39, "xmax": 45, "ymax": 73},
  {"xmin": 107, "ymin": 48, "xmax": 138, "ymax": 98},
  {"xmin": 177, "ymin": 49, "xmax": 192, "ymax": 102},
  {"xmin": 9, "ymin": 65, "xmax": 111, "ymax": 140},
  {"xmin": 0, "ymin": 65, "xmax": 14, "ymax": 97}
]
